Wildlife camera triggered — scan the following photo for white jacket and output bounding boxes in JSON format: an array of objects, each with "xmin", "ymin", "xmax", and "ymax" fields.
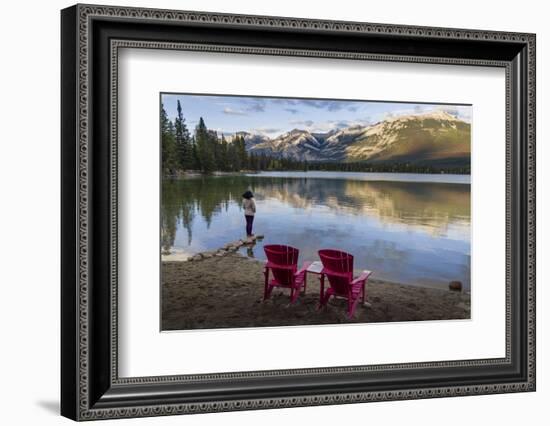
[{"xmin": 242, "ymin": 198, "xmax": 256, "ymax": 216}]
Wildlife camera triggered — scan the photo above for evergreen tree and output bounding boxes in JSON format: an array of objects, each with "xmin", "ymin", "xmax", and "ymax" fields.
[
  {"xmin": 237, "ymin": 135, "xmax": 248, "ymax": 170},
  {"xmin": 219, "ymin": 135, "xmax": 229, "ymax": 171},
  {"xmin": 208, "ymin": 130, "xmax": 222, "ymax": 171},
  {"xmin": 191, "ymin": 137, "xmax": 200, "ymax": 171},
  {"xmin": 174, "ymin": 100, "xmax": 192, "ymax": 170},
  {"xmin": 228, "ymin": 136, "xmax": 241, "ymax": 171},
  {"xmin": 160, "ymin": 104, "xmax": 179, "ymax": 176},
  {"xmin": 195, "ymin": 117, "xmax": 215, "ymax": 173}
]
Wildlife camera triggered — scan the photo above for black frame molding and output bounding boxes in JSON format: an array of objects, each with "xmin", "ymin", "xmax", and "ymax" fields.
[{"xmin": 61, "ymin": 4, "xmax": 536, "ymax": 421}]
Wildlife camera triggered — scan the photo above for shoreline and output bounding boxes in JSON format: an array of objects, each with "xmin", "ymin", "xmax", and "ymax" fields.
[
  {"xmin": 162, "ymin": 238, "xmax": 468, "ymax": 293},
  {"xmin": 163, "ymin": 170, "xmax": 471, "ymax": 184},
  {"xmin": 161, "ymin": 252, "xmax": 471, "ymax": 331}
]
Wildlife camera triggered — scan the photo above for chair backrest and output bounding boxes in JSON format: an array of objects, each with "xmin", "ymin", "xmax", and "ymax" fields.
[
  {"xmin": 318, "ymin": 249, "xmax": 354, "ymax": 295},
  {"xmin": 264, "ymin": 244, "xmax": 299, "ymax": 286}
]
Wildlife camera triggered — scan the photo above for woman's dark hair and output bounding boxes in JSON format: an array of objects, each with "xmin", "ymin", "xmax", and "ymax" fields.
[{"xmin": 242, "ymin": 190, "xmax": 254, "ymax": 199}]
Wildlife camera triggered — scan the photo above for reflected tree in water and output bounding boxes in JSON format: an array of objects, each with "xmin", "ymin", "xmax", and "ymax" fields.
[{"xmin": 161, "ymin": 175, "xmax": 470, "ymax": 254}]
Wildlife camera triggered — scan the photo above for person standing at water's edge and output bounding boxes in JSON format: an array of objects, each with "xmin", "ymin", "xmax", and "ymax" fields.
[{"xmin": 242, "ymin": 190, "xmax": 256, "ymax": 237}]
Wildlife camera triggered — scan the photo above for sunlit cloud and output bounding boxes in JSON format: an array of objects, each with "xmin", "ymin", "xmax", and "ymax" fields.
[
  {"xmin": 223, "ymin": 107, "xmax": 248, "ymax": 116},
  {"xmin": 251, "ymin": 127, "xmax": 281, "ymax": 135},
  {"xmin": 289, "ymin": 119, "xmax": 314, "ymax": 127}
]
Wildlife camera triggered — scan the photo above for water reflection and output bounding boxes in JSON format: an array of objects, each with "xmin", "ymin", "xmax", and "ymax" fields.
[{"xmin": 161, "ymin": 174, "xmax": 471, "ymax": 288}]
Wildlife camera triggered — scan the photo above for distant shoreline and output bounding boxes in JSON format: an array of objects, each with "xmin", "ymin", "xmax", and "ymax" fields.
[{"xmin": 163, "ymin": 170, "xmax": 471, "ymax": 184}]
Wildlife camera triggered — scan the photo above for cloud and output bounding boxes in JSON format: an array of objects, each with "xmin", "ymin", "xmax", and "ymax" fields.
[
  {"xmin": 268, "ymin": 98, "xmax": 360, "ymax": 113},
  {"xmin": 248, "ymin": 104, "xmax": 265, "ymax": 113},
  {"xmin": 307, "ymin": 121, "xmax": 341, "ymax": 133},
  {"xmin": 246, "ymin": 98, "xmax": 266, "ymax": 113},
  {"xmin": 335, "ymin": 120, "xmax": 354, "ymax": 128},
  {"xmin": 251, "ymin": 127, "xmax": 281, "ymax": 135},
  {"xmin": 277, "ymin": 116, "xmax": 378, "ymax": 135},
  {"xmin": 289, "ymin": 119, "xmax": 314, "ymax": 127},
  {"xmin": 271, "ymin": 98, "xmax": 297, "ymax": 105},
  {"xmin": 437, "ymin": 106, "xmax": 459, "ymax": 116},
  {"xmin": 285, "ymin": 118, "xmax": 372, "ymax": 134},
  {"xmin": 223, "ymin": 107, "xmax": 247, "ymax": 116},
  {"xmin": 220, "ymin": 99, "xmax": 266, "ymax": 114},
  {"xmin": 435, "ymin": 105, "xmax": 472, "ymax": 122},
  {"xmin": 330, "ymin": 118, "xmax": 373, "ymax": 129},
  {"xmin": 296, "ymin": 100, "xmax": 359, "ymax": 112}
]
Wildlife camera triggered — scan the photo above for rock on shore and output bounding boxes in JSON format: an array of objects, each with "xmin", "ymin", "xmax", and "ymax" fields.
[{"xmin": 186, "ymin": 235, "xmax": 264, "ymax": 262}]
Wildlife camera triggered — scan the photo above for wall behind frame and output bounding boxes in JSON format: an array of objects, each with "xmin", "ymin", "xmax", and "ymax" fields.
[{"xmin": 0, "ymin": 0, "xmax": 546, "ymax": 425}]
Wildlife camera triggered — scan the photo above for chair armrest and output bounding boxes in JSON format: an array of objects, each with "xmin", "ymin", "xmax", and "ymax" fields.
[
  {"xmin": 351, "ymin": 270, "xmax": 372, "ymax": 286},
  {"xmin": 295, "ymin": 261, "xmax": 312, "ymax": 277}
]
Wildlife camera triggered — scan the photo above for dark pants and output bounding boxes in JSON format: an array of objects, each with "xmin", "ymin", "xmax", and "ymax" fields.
[{"xmin": 245, "ymin": 215, "xmax": 254, "ymax": 236}]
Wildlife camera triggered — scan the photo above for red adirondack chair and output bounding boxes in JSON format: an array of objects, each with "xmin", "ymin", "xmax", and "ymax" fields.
[
  {"xmin": 263, "ymin": 244, "xmax": 311, "ymax": 303},
  {"xmin": 318, "ymin": 249, "xmax": 372, "ymax": 318}
]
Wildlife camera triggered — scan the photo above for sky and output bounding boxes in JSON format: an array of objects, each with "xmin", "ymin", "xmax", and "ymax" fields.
[{"xmin": 161, "ymin": 93, "xmax": 472, "ymax": 138}]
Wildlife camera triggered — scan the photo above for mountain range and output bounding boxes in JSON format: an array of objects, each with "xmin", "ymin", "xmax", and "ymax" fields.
[{"xmin": 235, "ymin": 111, "xmax": 470, "ymax": 168}]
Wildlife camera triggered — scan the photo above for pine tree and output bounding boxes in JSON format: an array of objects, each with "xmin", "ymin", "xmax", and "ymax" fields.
[
  {"xmin": 191, "ymin": 137, "xmax": 200, "ymax": 171},
  {"xmin": 238, "ymin": 136, "xmax": 248, "ymax": 170},
  {"xmin": 174, "ymin": 100, "xmax": 192, "ymax": 170},
  {"xmin": 208, "ymin": 130, "xmax": 222, "ymax": 171},
  {"xmin": 228, "ymin": 136, "xmax": 241, "ymax": 171},
  {"xmin": 160, "ymin": 104, "xmax": 179, "ymax": 176},
  {"xmin": 195, "ymin": 117, "xmax": 215, "ymax": 173},
  {"xmin": 219, "ymin": 135, "xmax": 229, "ymax": 171}
]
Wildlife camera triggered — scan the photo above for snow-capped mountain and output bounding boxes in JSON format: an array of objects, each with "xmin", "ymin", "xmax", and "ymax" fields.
[
  {"xmin": 248, "ymin": 129, "xmax": 324, "ymax": 161},
  {"xmin": 234, "ymin": 131, "xmax": 270, "ymax": 150},
  {"xmin": 240, "ymin": 111, "xmax": 471, "ymax": 166}
]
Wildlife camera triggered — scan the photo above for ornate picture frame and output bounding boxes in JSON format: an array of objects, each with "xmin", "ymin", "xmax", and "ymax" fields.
[{"xmin": 61, "ymin": 4, "xmax": 535, "ymax": 421}]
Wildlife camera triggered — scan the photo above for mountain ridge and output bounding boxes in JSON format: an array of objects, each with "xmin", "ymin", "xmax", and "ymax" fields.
[{"xmin": 237, "ymin": 111, "xmax": 470, "ymax": 167}]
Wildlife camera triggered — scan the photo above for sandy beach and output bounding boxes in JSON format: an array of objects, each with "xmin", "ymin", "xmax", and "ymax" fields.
[{"xmin": 161, "ymin": 253, "xmax": 471, "ymax": 331}]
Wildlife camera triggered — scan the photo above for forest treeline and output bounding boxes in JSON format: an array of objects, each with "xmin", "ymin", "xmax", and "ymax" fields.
[{"xmin": 161, "ymin": 101, "xmax": 470, "ymax": 176}]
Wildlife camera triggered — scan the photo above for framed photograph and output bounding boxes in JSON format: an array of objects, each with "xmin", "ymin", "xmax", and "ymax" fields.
[{"xmin": 61, "ymin": 4, "xmax": 536, "ymax": 421}]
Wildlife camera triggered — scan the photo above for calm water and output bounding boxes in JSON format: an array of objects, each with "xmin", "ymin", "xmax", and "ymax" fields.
[{"xmin": 161, "ymin": 172, "xmax": 471, "ymax": 289}]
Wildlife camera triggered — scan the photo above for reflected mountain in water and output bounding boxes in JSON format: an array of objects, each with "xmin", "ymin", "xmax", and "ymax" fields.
[
  {"xmin": 257, "ymin": 178, "xmax": 470, "ymax": 237},
  {"xmin": 161, "ymin": 173, "xmax": 471, "ymax": 288}
]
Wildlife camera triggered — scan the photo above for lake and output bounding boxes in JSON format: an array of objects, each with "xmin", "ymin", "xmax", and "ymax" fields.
[{"xmin": 161, "ymin": 172, "xmax": 471, "ymax": 290}]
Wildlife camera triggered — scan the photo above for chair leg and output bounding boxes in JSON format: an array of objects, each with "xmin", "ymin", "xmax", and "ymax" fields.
[
  {"xmin": 263, "ymin": 268, "xmax": 269, "ymax": 300},
  {"xmin": 319, "ymin": 288, "xmax": 333, "ymax": 310},
  {"xmin": 319, "ymin": 274, "xmax": 325, "ymax": 305},
  {"xmin": 348, "ymin": 298, "xmax": 359, "ymax": 319},
  {"xmin": 318, "ymin": 292, "xmax": 327, "ymax": 310}
]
